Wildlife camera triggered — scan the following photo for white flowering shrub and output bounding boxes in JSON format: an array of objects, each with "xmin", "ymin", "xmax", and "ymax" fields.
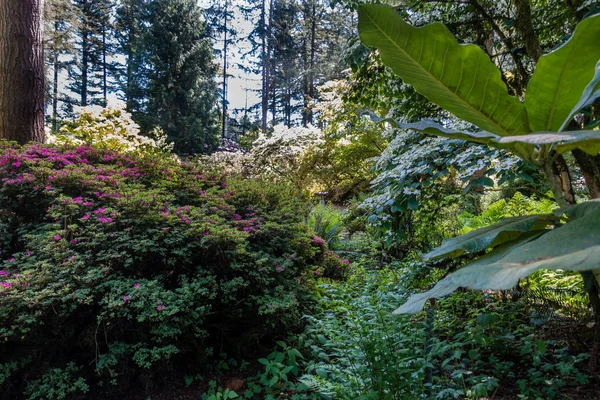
[
  {"xmin": 361, "ymin": 125, "xmax": 530, "ymax": 250},
  {"xmin": 251, "ymin": 124, "xmax": 325, "ymax": 191},
  {"xmin": 199, "ymin": 150, "xmax": 256, "ymax": 177},
  {"xmin": 47, "ymin": 106, "xmax": 173, "ymax": 154}
]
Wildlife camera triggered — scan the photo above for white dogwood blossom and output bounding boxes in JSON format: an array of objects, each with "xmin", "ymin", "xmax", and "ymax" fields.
[{"xmin": 47, "ymin": 106, "xmax": 173, "ymax": 154}]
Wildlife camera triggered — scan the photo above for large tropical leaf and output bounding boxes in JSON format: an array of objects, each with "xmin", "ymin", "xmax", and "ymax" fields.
[
  {"xmin": 359, "ymin": 110, "xmax": 535, "ymax": 160},
  {"xmin": 559, "ymin": 60, "xmax": 600, "ymax": 132},
  {"xmin": 395, "ymin": 208, "xmax": 600, "ymax": 314},
  {"xmin": 525, "ymin": 14, "xmax": 600, "ymax": 132},
  {"xmin": 496, "ymin": 130, "xmax": 600, "ymax": 155},
  {"xmin": 358, "ymin": 4, "xmax": 529, "ymax": 136},
  {"xmin": 554, "ymin": 198, "xmax": 600, "ymax": 220},
  {"xmin": 362, "ymin": 111, "xmax": 600, "ymax": 160},
  {"xmin": 423, "ymin": 214, "xmax": 557, "ymax": 260}
]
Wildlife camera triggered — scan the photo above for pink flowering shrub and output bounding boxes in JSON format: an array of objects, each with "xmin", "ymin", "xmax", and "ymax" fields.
[{"xmin": 0, "ymin": 141, "xmax": 333, "ymax": 398}]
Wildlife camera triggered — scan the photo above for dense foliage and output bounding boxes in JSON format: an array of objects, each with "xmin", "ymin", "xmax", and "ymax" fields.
[{"xmin": 0, "ymin": 142, "xmax": 348, "ymax": 398}]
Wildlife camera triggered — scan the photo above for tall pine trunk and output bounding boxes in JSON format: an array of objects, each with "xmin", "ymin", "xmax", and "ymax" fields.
[
  {"xmin": 222, "ymin": 0, "xmax": 228, "ymax": 139},
  {"xmin": 260, "ymin": 0, "xmax": 268, "ymax": 134},
  {"xmin": 102, "ymin": 24, "xmax": 108, "ymax": 106},
  {"xmin": 0, "ymin": 0, "xmax": 45, "ymax": 143},
  {"xmin": 81, "ymin": 29, "xmax": 89, "ymax": 107}
]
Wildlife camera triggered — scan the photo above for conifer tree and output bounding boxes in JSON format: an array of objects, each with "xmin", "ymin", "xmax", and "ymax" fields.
[
  {"xmin": 145, "ymin": 0, "xmax": 219, "ymax": 154},
  {"xmin": 44, "ymin": 0, "xmax": 77, "ymax": 132},
  {"xmin": 114, "ymin": 0, "xmax": 148, "ymax": 117}
]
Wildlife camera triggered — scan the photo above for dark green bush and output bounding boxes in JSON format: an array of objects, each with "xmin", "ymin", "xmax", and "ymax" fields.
[{"xmin": 0, "ymin": 142, "xmax": 338, "ymax": 398}]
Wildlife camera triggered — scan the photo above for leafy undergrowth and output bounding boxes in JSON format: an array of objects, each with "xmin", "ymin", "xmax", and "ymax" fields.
[
  {"xmin": 292, "ymin": 259, "xmax": 599, "ymax": 400},
  {"xmin": 0, "ymin": 142, "xmax": 349, "ymax": 399}
]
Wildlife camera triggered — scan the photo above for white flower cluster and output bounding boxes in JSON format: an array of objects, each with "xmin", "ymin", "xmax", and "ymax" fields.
[
  {"xmin": 201, "ymin": 125, "xmax": 325, "ymax": 187},
  {"xmin": 199, "ymin": 151, "xmax": 256, "ymax": 177},
  {"xmin": 252, "ymin": 124, "xmax": 324, "ymax": 161},
  {"xmin": 361, "ymin": 125, "xmax": 522, "ymax": 225},
  {"xmin": 48, "ymin": 105, "xmax": 173, "ymax": 154}
]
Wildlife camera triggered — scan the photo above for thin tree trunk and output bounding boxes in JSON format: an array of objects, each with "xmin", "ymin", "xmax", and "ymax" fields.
[
  {"xmin": 102, "ymin": 24, "xmax": 108, "ymax": 106},
  {"xmin": 308, "ymin": 0, "xmax": 316, "ymax": 124},
  {"xmin": 470, "ymin": 0, "xmax": 528, "ymax": 94},
  {"xmin": 260, "ymin": 0, "xmax": 268, "ymax": 134},
  {"xmin": 0, "ymin": 0, "xmax": 45, "ymax": 144},
  {"xmin": 52, "ymin": 46, "xmax": 60, "ymax": 133},
  {"xmin": 126, "ymin": 15, "xmax": 134, "ymax": 112},
  {"xmin": 82, "ymin": 29, "xmax": 89, "ymax": 107},
  {"xmin": 512, "ymin": 0, "xmax": 543, "ymax": 63},
  {"xmin": 222, "ymin": 0, "xmax": 228, "ymax": 139}
]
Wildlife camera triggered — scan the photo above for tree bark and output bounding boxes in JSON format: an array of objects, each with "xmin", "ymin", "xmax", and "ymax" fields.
[
  {"xmin": 470, "ymin": 0, "xmax": 528, "ymax": 95},
  {"xmin": 512, "ymin": 0, "xmax": 543, "ymax": 63},
  {"xmin": 222, "ymin": 0, "xmax": 228, "ymax": 139},
  {"xmin": 0, "ymin": 0, "xmax": 45, "ymax": 144},
  {"xmin": 260, "ymin": 0, "xmax": 269, "ymax": 134}
]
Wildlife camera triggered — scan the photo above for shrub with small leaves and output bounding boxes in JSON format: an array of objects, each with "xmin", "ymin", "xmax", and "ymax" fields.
[{"xmin": 0, "ymin": 141, "xmax": 335, "ymax": 398}]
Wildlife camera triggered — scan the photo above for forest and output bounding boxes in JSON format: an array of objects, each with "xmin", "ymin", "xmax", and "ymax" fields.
[{"xmin": 1, "ymin": 0, "xmax": 600, "ymax": 399}]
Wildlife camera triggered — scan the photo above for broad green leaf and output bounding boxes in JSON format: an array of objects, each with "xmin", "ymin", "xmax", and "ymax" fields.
[
  {"xmin": 358, "ymin": 4, "xmax": 529, "ymax": 136},
  {"xmin": 363, "ymin": 110, "xmax": 600, "ymax": 159},
  {"xmin": 496, "ymin": 130, "xmax": 600, "ymax": 155},
  {"xmin": 525, "ymin": 14, "xmax": 600, "ymax": 132},
  {"xmin": 360, "ymin": 110, "xmax": 534, "ymax": 161},
  {"xmin": 561, "ymin": 60, "xmax": 600, "ymax": 131},
  {"xmin": 554, "ymin": 199, "xmax": 600, "ymax": 220},
  {"xmin": 397, "ymin": 234, "xmax": 544, "ymax": 313},
  {"xmin": 423, "ymin": 214, "xmax": 556, "ymax": 260},
  {"xmin": 396, "ymin": 209, "xmax": 600, "ymax": 313}
]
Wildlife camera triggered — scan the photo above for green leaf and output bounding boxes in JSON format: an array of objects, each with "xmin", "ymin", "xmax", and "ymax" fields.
[
  {"xmin": 476, "ymin": 313, "xmax": 499, "ymax": 327},
  {"xmin": 358, "ymin": 4, "xmax": 529, "ymax": 136},
  {"xmin": 395, "ymin": 208, "xmax": 600, "ymax": 313},
  {"xmin": 407, "ymin": 197, "xmax": 418, "ymax": 210},
  {"xmin": 423, "ymin": 214, "xmax": 556, "ymax": 260},
  {"xmin": 495, "ymin": 130, "xmax": 600, "ymax": 156},
  {"xmin": 559, "ymin": 60, "xmax": 600, "ymax": 131},
  {"xmin": 554, "ymin": 199, "xmax": 600, "ymax": 220},
  {"xmin": 525, "ymin": 14, "xmax": 600, "ymax": 132},
  {"xmin": 536, "ymin": 340, "xmax": 547, "ymax": 354},
  {"xmin": 360, "ymin": 111, "xmax": 534, "ymax": 161}
]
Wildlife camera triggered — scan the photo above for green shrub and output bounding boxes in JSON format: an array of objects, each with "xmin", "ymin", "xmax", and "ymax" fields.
[
  {"xmin": 306, "ymin": 204, "xmax": 344, "ymax": 249},
  {"xmin": 0, "ymin": 142, "xmax": 336, "ymax": 398}
]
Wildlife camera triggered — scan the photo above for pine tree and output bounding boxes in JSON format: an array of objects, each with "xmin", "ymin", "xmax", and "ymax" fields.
[
  {"xmin": 44, "ymin": 0, "xmax": 77, "ymax": 132},
  {"xmin": 270, "ymin": 0, "xmax": 301, "ymax": 127},
  {"xmin": 145, "ymin": 0, "xmax": 219, "ymax": 154},
  {"xmin": 204, "ymin": 0, "xmax": 238, "ymax": 139},
  {"xmin": 114, "ymin": 0, "xmax": 148, "ymax": 117},
  {"xmin": 69, "ymin": 0, "xmax": 115, "ymax": 108}
]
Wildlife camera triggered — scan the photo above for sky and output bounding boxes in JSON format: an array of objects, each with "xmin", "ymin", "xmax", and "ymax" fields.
[
  {"xmin": 55, "ymin": 0, "xmax": 263, "ymax": 121},
  {"xmin": 201, "ymin": 0, "xmax": 262, "ymax": 117}
]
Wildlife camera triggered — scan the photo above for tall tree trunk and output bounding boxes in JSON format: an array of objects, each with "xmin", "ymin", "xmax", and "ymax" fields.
[
  {"xmin": 267, "ymin": 0, "xmax": 274, "ymax": 127},
  {"xmin": 470, "ymin": 0, "xmax": 528, "ymax": 94},
  {"xmin": 222, "ymin": 0, "xmax": 228, "ymax": 139},
  {"xmin": 0, "ymin": 0, "xmax": 45, "ymax": 144},
  {"xmin": 260, "ymin": 0, "xmax": 268, "ymax": 134},
  {"xmin": 82, "ymin": 29, "xmax": 89, "ymax": 107},
  {"xmin": 125, "ymin": 18, "xmax": 134, "ymax": 112},
  {"xmin": 52, "ymin": 45, "xmax": 60, "ymax": 133},
  {"xmin": 102, "ymin": 24, "xmax": 108, "ymax": 106},
  {"xmin": 308, "ymin": 0, "xmax": 316, "ymax": 124},
  {"xmin": 512, "ymin": 0, "xmax": 543, "ymax": 63}
]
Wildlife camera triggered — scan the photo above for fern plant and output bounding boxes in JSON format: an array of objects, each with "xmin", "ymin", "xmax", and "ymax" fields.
[
  {"xmin": 357, "ymin": 4, "xmax": 600, "ymax": 314},
  {"xmin": 307, "ymin": 204, "xmax": 345, "ymax": 248}
]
